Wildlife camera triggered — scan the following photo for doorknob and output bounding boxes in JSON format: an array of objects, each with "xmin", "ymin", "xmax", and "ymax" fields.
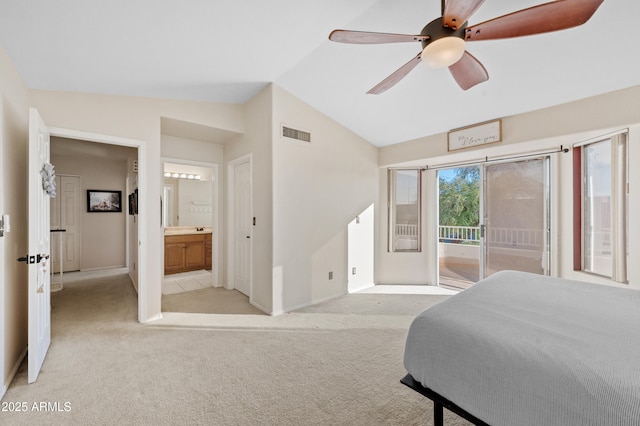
[
  {"xmin": 17, "ymin": 255, "xmax": 36, "ymax": 264},
  {"xmin": 17, "ymin": 254, "xmax": 49, "ymax": 264}
]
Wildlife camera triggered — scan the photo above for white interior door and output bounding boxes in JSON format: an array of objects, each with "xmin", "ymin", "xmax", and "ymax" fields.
[
  {"xmin": 26, "ymin": 108, "xmax": 51, "ymax": 383},
  {"xmin": 234, "ymin": 160, "xmax": 252, "ymax": 296},
  {"xmin": 51, "ymin": 175, "xmax": 81, "ymax": 273}
]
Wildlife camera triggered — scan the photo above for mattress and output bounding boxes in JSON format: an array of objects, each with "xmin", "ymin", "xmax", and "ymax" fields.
[{"xmin": 403, "ymin": 270, "xmax": 640, "ymax": 426}]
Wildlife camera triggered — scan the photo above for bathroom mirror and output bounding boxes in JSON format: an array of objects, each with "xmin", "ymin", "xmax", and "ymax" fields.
[{"xmin": 163, "ymin": 162, "xmax": 214, "ymax": 227}]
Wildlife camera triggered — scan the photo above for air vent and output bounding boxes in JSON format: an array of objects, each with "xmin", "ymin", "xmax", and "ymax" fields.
[{"xmin": 282, "ymin": 125, "xmax": 311, "ymax": 143}]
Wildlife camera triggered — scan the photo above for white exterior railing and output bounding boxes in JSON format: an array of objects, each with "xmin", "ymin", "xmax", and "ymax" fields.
[
  {"xmin": 437, "ymin": 225, "xmax": 545, "ymax": 247},
  {"xmin": 439, "ymin": 226, "xmax": 480, "ymax": 244},
  {"xmin": 396, "ymin": 224, "xmax": 418, "ymax": 237},
  {"xmin": 395, "ymin": 224, "xmax": 546, "ymax": 247},
  {"xmin": 394, "ymin": 224, "xmax": 419, "ymax": 250},
  {"xmin": 486, "ymin": 227, "xmax": 544, "ymax": 248}
]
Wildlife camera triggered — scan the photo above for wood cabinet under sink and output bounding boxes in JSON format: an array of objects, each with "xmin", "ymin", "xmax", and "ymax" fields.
[{"xmin": 164, "ymin": 233, "xmax": 212, "ymax": 275}]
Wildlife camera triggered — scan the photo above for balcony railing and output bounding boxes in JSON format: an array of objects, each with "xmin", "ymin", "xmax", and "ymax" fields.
[
  {"xmin": 396, "ymin": 224, "xmax": 418, "ymax": 237},
  {"xmin": 439, "ymin": 225, "xmax": 480, "ymax": 244},
  {"xmin": 391, "ymin": 224, "xmax": 546, "ymax": 248}
]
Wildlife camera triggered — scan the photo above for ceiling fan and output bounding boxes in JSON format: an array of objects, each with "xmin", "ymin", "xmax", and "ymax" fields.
[{"xmin": 329, "ymin": 0, "xmax": 604, "ymax": 94}]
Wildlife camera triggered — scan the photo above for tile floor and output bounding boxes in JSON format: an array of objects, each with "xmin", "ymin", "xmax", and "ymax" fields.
[{"xmin": 162, "ymin": 270, "xmax": 213, "ymax": 295}]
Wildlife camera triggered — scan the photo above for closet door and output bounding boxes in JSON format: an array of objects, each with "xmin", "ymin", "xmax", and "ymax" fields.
[{"xmin": 51, "ymin": 175, "xmax": 81, "ymax": 273}]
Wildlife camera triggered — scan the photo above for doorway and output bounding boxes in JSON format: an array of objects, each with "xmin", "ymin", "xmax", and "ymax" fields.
[
  {"xmin": 438, "ymin": 166, "xmax": 481, "ymax": 288},
  {"xmin": 26, "ymin": 114, "xmax": 146, "ymax": 384},
  {"xmin": 161, "ymin": 160, "xmax": 219, "ymax": 299},
  {"xmin": 438, "ymin": 157, "xmax": 550, "ymax": 289},
  {"xmin": 48, "ymin": 128, "xmax": 147, "ymax": 321}
]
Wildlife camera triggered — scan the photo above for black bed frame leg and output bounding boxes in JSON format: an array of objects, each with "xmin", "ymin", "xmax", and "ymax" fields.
[
  {"xmin": 401, "ymin": 374, "xmax": 489, "ymax": 426},
  {"xmin": 434, "ymin": 401, "xmax": 444, "ymax": 426}
]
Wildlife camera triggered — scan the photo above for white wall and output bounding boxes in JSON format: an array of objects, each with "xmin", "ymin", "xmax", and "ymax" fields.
[
  {"xmin": 222, "ymin": 85, "xmax": 379, "ymax": 314},
  {"xmin": 376, "ymin": 169, "xmax": 437, "ymax": 285},
  {"xmin": 271, "ymin": 86, "xmax": 379, "ymax": 312},
  {"xmin": 0, "ymin": 45, "xmax": 29, "ymax": 398},
  {"xmin": 377, "ymin": 85, "xmax": 640, "ymax": 290},
  {"xmin": 161, "ymin": 134, "xmax": 224, "ymax": 164},
  {"xmin": 224, "ymin": 86, "xmax": 274, "ymax": 313},
  {"xmin": 178, "ymin": 180, "xmax": 213, "ymax": 225}
]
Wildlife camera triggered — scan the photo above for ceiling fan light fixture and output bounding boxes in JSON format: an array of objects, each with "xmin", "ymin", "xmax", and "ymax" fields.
[{"xmin": 421, "ymin": 36, "xmax": 466, "ymax": 68}]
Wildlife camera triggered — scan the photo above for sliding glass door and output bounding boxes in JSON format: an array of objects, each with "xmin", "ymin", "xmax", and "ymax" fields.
[
  {"xmin": 484, "ymin": 158, "xmax": 550, "ymax": 277},
  {"xmin": 438, "ymin": 157, "xmax": 550, "ymax": 288}
]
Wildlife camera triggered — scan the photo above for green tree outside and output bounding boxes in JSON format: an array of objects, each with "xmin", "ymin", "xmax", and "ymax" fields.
[{"xmin": 439, "ymin": 166, "xmax": 480, "ymax": 228}]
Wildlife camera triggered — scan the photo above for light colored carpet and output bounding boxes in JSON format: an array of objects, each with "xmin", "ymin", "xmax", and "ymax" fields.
[
  {"xmin": 2, "ymin": 270, "xmax": 472, "ymax": 426},
  {"xmin": 162, "ymin": 286, "xmax": 266, "ymax": 315}
]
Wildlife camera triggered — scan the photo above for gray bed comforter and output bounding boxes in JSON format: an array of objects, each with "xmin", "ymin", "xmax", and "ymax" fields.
[{"xmin": 403, "ymin": 270, "xmax": 640, "ymax": 425}]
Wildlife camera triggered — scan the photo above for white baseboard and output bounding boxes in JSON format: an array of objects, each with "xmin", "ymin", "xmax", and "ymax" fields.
[
  {"xmin": 50, "ymin": 282, "xmax": 64, "ymax": 292},
  {"xmin": 129, "ymin": 272, "xmax": 138, "ymax": 294},
  {"xmin": 250, "ymin": 301, "xmax": 271, "ymax": 315},
  {"xmin": 141, "ymin": 312, "xmax": 163, "ymax": 323},
  {"xmin": 80, "ymin": 265, "xmax": 127, "ymax": 272},
  {"xmin": 348, "ymin": 282, "xmax": 375, "ymax": 293},
  {"xmin": 279, "ymin": 291, "xmax": 348, "ymax": 315},
  {"xmin": 374, "ymin": 281, "xmax": 433, "ymax": 286},
  {"xmin": 1, "ymin": 346, "xmax": 27, "ymax": 400}
]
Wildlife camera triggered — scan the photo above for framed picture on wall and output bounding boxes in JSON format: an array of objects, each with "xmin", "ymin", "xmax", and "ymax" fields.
[{"xmin": 87, "ymin": 190, "xmax": 122, "ymax": 213}]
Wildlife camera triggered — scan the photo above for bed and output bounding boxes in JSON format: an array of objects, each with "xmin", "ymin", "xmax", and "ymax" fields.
[{"xmin": 401, "ymin": 270, "xmax": 640, "ymax": 426}]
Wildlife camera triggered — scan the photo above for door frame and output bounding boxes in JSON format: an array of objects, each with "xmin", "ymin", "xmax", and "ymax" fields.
[
  {"xmin": 0, "ymin": 99, "xmax": 6, "ymax": 395},
  {"xmin": 226, "ymin": 154, "xmax": 252, "ymax": 297},
  {"xmin": 48, "ymin": 127, "xmax": 149, "ymax": 322},
  {"xmin": 161, "ymin": 157, "xmax": 220, "ymax": 288}
]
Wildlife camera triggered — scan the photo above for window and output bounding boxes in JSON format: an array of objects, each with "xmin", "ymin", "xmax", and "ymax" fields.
[
  {"xmin": 388, "ymin": 169, "xmax": 422, "ymax": 252},
  {"xmin": 574, "ymin": 132, "xmax": 628, "ymax": 282}
]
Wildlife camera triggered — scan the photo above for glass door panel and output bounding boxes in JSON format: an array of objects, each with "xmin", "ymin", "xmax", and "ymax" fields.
[
  {"xmin": 484, "ymin": 158, "xmax": 549, "ymax": 277},
  {"xmin": 438, "ymin": 166, "xmax": 481, "ymax": 289}
]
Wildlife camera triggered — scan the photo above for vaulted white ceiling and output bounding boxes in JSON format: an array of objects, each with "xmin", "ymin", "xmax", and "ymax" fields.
[{"xmin": 1, "ymin": 0, "xmax": 638, "ymax": 147}]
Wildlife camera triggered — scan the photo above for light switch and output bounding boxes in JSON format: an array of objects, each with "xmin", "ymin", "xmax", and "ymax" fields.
[{"xmin": 0, "ymin": 214, "xmax": 8, "ymax": 237}]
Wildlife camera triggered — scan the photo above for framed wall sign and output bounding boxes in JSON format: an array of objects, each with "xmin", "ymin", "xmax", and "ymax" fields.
[
  {"xmin": 87, "ymin": 190, "xmax": 122, "ymax": 213},
  {"xmin": 448, "ymin": 119, "xmax": 502, "ymax": 152}
]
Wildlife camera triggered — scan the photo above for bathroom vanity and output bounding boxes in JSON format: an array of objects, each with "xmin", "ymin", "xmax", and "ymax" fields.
[{"xmin": 164, "ymin": 227, "xmax": 212, "ymax": 275}]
